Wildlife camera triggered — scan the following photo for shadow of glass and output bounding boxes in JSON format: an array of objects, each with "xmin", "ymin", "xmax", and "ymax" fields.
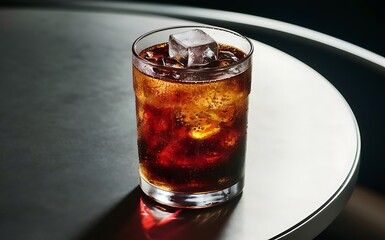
[
  {"xmin": 78, "ymin": 186, "xmax": 241, "ymax": 240},
  {"xmin": 77, "ymin": 186, "xmax": 142, "ymax": 240}
]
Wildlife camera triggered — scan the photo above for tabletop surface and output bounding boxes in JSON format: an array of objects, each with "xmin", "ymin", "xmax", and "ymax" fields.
[{"xmin": 0, "ymin": 6, "xmax": 360, "ymax": 240}]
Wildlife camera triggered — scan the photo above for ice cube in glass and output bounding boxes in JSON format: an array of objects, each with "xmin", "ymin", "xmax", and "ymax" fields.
[{"xmin": 169, "ymin": 29, "xmax": 218, "ymax": 67}]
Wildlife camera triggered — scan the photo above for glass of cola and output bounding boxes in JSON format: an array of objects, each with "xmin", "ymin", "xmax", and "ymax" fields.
[{"xmin": 132, "ymin": 26, "xmax": 253, "ymax": 208}]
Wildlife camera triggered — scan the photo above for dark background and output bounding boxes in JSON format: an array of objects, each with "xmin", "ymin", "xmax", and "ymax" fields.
[{"xmin": 4, "ymin": 0, "xmax": 385, "ymax": 57}]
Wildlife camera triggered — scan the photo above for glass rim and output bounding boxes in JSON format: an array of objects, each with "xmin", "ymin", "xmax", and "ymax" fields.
[{"xmin": 132, "ymin": 25, "xmax": 254, "ymax": 73}]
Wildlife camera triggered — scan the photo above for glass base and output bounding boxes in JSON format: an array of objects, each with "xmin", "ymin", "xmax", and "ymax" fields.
[{"xmin": 140, "ymin": 177, "xmax": 244, "ymax": 209}]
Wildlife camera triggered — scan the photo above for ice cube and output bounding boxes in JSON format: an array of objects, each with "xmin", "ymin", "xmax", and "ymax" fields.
[
  {"xmin": 218, "ymin": 50, "xmax": 239, "ymax": 62},
  {"xmin": 169, "ymin": 29, "xmax": 218, "ymax": 67},
  {"xmin": 144, "ymin": 50, "xmax": 165, "ymax": 66},
  {"xmin": 164, "ymin": 57, "xmax": 184, "ymax": 68}
]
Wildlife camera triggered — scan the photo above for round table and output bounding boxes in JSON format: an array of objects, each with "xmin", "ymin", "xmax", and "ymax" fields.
[{"xmin": 0, "ymin": 3, "xmax": 361, "ymax": 240}]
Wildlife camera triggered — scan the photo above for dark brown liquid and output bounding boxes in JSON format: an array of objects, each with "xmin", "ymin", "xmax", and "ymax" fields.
[{"xmin": 133, "ymin": 43, "xmax": 251, "ymax": 193}]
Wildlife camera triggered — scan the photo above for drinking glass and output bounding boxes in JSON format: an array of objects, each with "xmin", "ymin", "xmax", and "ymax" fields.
[{"xmin": 132, "ymin": 26, "xmax": 253, "ymax": 208}]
